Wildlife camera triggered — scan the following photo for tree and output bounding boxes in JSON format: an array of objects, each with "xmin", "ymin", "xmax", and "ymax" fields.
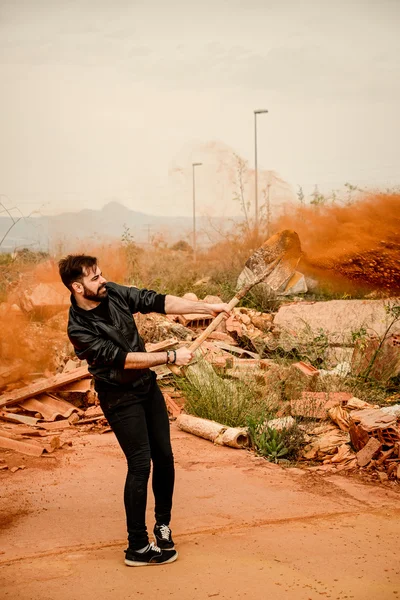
[{"xmin": 232, "ymin": 154, "xmax": 251, "ymax": 231}]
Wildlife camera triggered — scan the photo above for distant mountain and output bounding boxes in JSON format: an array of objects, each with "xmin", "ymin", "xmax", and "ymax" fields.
[{"xmin": 0, "ymin": 202, "xmax": 234, "ymax": 253}]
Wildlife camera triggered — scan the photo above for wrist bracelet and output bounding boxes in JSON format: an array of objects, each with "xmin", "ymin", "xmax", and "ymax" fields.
[{"xmin": 172, "ymin": 350, "xmax": 177, "ymax": 364}]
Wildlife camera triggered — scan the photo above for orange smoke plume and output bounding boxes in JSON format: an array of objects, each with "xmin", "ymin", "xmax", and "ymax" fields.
[{"xmin": 273, "ymin": 193, "xmax": 400, "ymax": 294}]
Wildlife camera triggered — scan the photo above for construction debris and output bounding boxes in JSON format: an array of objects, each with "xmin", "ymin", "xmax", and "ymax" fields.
[
  {"xmin": 349, "ymin": 408, "xmax": 399, "ymax": 448},
  {"xmin": 19, "ymin": 394, "xmax": 83, "ymax": 421},
  {"xmin": 0, "ymin": 435, "xmax": 45, "ymax": 457},
  {"xmin": 163, "ymin": 393, "xmax": 182, "ymax": 418},
  {"xmin": 0, "ymin": 264, "xmax": 398, "ymax": 487},
  {"xmin": 302, "ymin": 427, "xmax": 351, "ymax": 460},
  {"xmin": 356, "ymin": 437, "xmax": 382, "ymax": 467},
  {"xmin": 0, "ymin": 365, "xmax": 90, "ymax": 409},
  {"xmin": 352, "ymin": 334, "xmax": 400, "ymax": 381},
  {"xmin": 176, "ymin": 414, "xmax": 250, "ymax": 449}
]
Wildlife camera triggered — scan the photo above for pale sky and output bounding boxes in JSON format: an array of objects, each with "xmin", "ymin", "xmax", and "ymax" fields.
[{"xmin": 0, "ymin": 0, "xmax": 399, "ymax": 218}]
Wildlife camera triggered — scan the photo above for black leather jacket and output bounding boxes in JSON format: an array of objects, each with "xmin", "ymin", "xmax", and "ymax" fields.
[{"xmin": 67, "ymin": 282, "xmax": 165, "ymax": 391}]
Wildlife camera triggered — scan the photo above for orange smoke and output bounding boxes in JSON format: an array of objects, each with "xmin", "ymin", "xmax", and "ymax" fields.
[{"xmin": 273, "ymin": 193, "xmax": 400, "ymax": 294}]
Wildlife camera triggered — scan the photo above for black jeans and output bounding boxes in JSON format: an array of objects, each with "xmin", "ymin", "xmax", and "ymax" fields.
[{"xmin": 98, "ymin": 372, "xmax": 174, "ymax": 550}]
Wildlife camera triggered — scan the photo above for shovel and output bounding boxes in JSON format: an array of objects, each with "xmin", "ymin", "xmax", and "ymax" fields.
[{"xmin": 169, "ymin": 229, "xmax": 302, "ymax": 375}]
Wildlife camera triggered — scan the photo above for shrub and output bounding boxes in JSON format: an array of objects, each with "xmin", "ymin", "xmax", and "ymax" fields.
[
  {"xmin": 177, "ymin": 359, "xmax": 276, "ymax": 428},
  {"xmin": 247, "ymin": 418, "xmax": 306, "ymax": 463}
]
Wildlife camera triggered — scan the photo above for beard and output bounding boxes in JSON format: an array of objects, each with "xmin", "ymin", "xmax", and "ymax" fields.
[{"xmin": 82, "ymin": 283, "xmax": 108, "ymax": 302}]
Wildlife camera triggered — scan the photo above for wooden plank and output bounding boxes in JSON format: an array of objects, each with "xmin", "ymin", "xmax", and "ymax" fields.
[{"xmin": 0, "ymin": 366, "xmax": 90, "ymax": 409}]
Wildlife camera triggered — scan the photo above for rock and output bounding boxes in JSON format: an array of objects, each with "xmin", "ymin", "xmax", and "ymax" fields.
[
  {"xmin": 250, "ymin": 314, "xmax": 273, "ymax": 332},
  {"xmin": 285, "ymin": 467, "xmax": 306, "ymax": 476},
  {"xmin": 378, "ymin": 472, "xmax": 389, "ymax": 483},
  {"xmin": 273, "ymin": 300, "xmax": 400, "ymax": 345},
  {"xmin": 239, "ymin": 313, "xmax": 251, "ymax": 325},
  {"xmin": 264, "ymin": 416, "xmax": 295, "ymax": 431}
]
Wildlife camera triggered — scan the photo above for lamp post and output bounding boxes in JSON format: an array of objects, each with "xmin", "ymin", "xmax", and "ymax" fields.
[
  {"xmin": 192, "ymin": 162, "xmax": 202, "ymax": 261},
  {"xmin": 254, "ymin": 109, "xmax": 268, "ymax": 229}
]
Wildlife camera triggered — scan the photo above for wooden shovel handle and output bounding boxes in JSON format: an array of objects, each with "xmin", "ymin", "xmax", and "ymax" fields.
[
  {"xmin": 167, "ymin": 257, "xmax": 280, "ymax": 376},
  {"xmin": 188, "ymin": 295, "xmax": 241, "ymax": 353}
]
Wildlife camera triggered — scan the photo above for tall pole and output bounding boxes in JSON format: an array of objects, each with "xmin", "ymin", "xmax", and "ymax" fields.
[
  {"xmin": 192, "ymin": 162, "xmax": 202, "ymax": 261},
  {"xmin": 254, "ymin": 109, "xmax": 268, "ymax": 229}
]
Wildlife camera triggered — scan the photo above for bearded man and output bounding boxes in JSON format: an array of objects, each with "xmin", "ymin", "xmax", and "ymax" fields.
[{"xmin": 59, "ymin": 254, "xmax": 229, "ymax": 566}]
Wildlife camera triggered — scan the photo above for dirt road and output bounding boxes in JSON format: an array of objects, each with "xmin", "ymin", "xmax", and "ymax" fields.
[{"xmin": 1, "ymin": 424, "xmax": 400, "ymax": 599}]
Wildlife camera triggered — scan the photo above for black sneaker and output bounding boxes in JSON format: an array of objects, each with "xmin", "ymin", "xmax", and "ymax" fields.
[
  {"xmin": 154, "ymin": 524, "xmax": 175, "ymax": 550},
  {"xmin": 124, "ymin": 542, "xmax": 178, "ymax": 567}
]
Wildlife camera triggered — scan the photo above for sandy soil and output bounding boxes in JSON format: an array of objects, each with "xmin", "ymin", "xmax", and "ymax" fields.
[{"xmin": 1, "ymin": 424, "xmax": 400, "ymax": 600}]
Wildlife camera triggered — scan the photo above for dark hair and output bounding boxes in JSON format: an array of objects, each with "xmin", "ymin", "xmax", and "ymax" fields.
[{"xmin": 58, "ymin": 254, "xmax": 98, "ymax": 291}]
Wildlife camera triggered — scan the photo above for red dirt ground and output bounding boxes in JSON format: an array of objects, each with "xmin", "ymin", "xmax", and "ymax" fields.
[{"xmin": 1, "ymin": 424, "xmax": 400, "ymax": 600}]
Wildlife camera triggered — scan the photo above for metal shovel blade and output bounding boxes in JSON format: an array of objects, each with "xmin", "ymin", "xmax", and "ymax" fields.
[{"xmin": 237, "ymin": 229, "xmax": 302, "ymax": 292}]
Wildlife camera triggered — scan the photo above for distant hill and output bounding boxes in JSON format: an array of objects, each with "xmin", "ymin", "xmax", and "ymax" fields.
[{"xmin": 0, "ymin": 201, "xmax": 236, "ymax": 253}]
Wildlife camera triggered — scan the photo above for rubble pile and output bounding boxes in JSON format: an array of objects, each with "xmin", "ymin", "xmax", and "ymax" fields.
[
  {"xmin": 300, "ymin": 396, "xmax": 400, "ymax": 480},
  {"xmin": 1, "ymin": 282, "xmax": 399, "ymax": 486},
  {"xmin": 0, "ymin": 363, "xmax": 108, "ymax": 471}
]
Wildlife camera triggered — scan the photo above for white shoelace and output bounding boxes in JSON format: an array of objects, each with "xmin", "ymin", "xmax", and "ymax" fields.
[
  {"xmin": 158, "ymin": 525, "xmax": 171, "ymax": 540},
  {"xmin": 149, "ymin": 542, "xmax": 161, "ymax": 554}
]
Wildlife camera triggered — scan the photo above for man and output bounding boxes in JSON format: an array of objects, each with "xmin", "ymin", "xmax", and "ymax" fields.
[{"xmin": 59, "ymin": 254, "xmax": 230, "ymax": 567}]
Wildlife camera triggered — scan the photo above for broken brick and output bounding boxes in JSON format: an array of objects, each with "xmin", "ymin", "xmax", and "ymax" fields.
[
  {"xmin": 293, "ymin": 361, "xmax": 319, "ymax": 378},
  {"xmin": 356, "ymin": 437, "xmax": 382, "ymax": 467}
]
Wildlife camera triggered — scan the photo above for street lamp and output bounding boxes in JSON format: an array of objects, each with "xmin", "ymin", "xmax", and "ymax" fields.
[
  {"xmin": 192, "ymin": 162, "xmax": 202, "ymax": 261},
  {"xmin": 254, "ymin": 109, "xmax": 268, "ymax": 228}
]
